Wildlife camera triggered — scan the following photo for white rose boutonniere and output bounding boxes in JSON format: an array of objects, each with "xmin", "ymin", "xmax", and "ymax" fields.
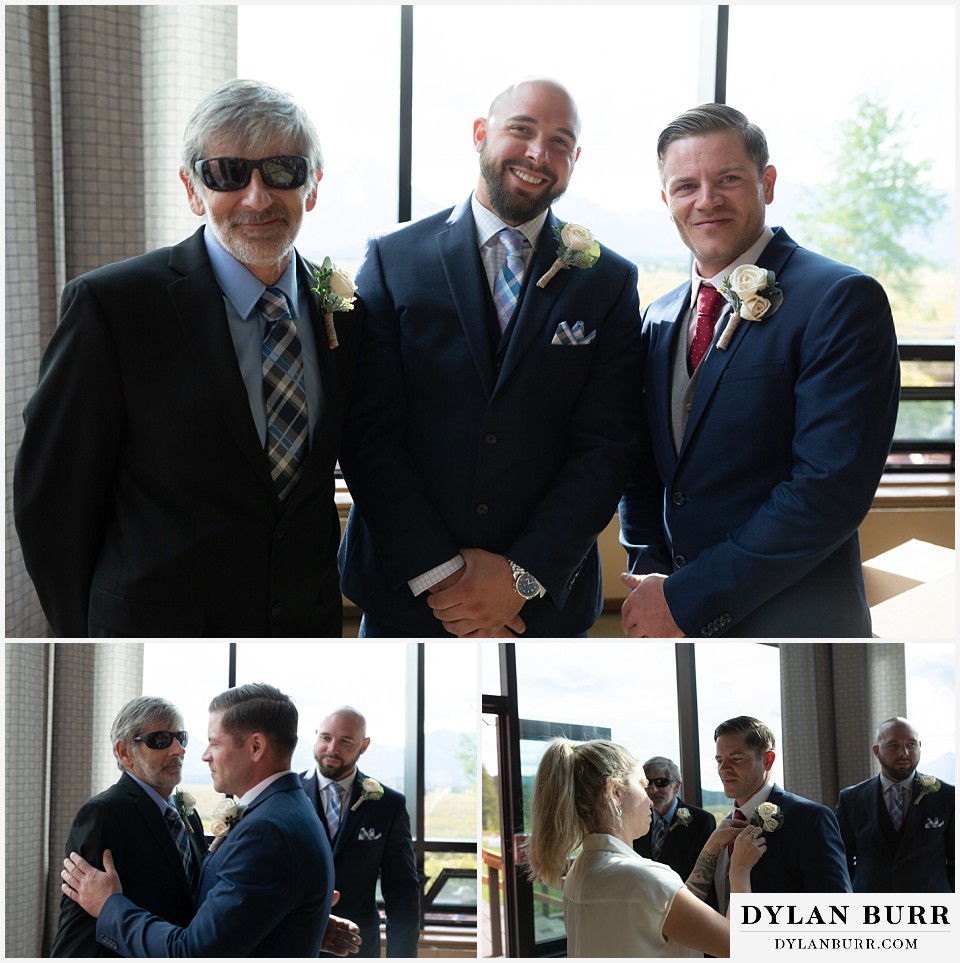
[
  {"xmin": 674, "ymin": 807, "xmax": 692, "ymax": 828},
  {"xmin": 750, "ymin": 801, "xmax": 784, "ymax": 833},
  {"xmin": 207, "ymin": 798, "xmax": 247, "ymax": 852},
  {"xmin": 536, "ymin": 222, "xmax": 601, "ymax": 289},
  {"xmin": 351, "ymin": 777, "xmax": 385, "ymax": 812},
  {"xmin": 914, "ymin": 773, "xmax": 942, "ymax": 806},
  {"xmin": 716, "ymin": 264, "xmax": 784, "ymax": 350},
  {"xmin": 310, "ymin": 256, "xmax": 358, "ymax": 350},
  {"xmin": 174, "ymin": 788, "xmax": 197, "ymax": 831}
]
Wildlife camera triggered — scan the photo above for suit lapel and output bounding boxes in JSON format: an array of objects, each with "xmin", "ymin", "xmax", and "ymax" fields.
[
  {"xmin": 437, "ymin": 200, "xmax": 496, "ymax": 396},
  {"xmin": 332, "ymin": 772, "xmax": 365, "ymax": 859},
  {"xmin": 647, "ymin": 286, "xmax": 688, "ymax": 475}
]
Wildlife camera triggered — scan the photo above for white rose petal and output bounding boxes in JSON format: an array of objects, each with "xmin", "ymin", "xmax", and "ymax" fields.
[
  {"xmin": 560, "ymin": 223, "xmax": 594, "ymax": 252},
  {"xmin": 329, "ymin": 268, "xmax": 357, "ymax": 299},
  {"xmin": 729, "ymin": 264, "xmax": 768, "ymax": 298},
  {"xmin": 740, "ymin": 295, "xmax": 770, "ymax": 322},
  {"xmin": 210, "ymin": 818, "xmax": 229, "ymax": 836},
  {"xmin": 763, "ymin": 819, "xmax": 777, "ymax": 832}
]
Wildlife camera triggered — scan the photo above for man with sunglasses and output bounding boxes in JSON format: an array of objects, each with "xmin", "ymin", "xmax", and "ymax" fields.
[
  {"xmin": 51, "ymin": 697, "xmax": 206, "ymax": 956},
  {"xmin": 14, "ymin": 79, "xmax": 361, "ymax": 638},
  {"xmin": 631, "ymin": 756, "xmax": 716, "ymax": 881}
]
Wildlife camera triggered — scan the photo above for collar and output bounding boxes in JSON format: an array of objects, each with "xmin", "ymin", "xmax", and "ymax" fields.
[
  {"xmin": 202, "ymin": 225, "xmax": 300, "ymax": 322},
  {"xmin": 123, "ymin": 771, "xmax": 170, "ymax": 814},
  {"xmin": 879, "ymin": 772, "xmax": 916, "ymax": 793},
  {"xmin": 237, "ymin": 769, "xmax": 293, "ymax": 807},
  {"xmin": 316, "ymin": 765, "xmax": 358, "ymax": 797},
  {"xmin": 690, "ymin": 225, "xmax": 775, "ymax": 303},
  {"xmin": 470, "ymin": 192, "xmax": 548, "ymax": 251},
  {"xmin": 734, "ymin": 778, "xmax": 774, "ymax": 818}
]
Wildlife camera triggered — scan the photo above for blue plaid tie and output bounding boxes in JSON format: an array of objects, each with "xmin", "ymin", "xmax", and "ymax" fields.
[
  {"xmin": 324, "ymin": 782, "xmax": 343, "ymax": 836},
  {"xmin": 652, "ymin": 816, "xmax": 668, "ymax": 859},
  {"xmin": 164, "ymin": 806, "xmax": 194, "ymax": 886},
  {"xmin": 259, "ymin": 287, "xmax": 309, "ymax": 500},
  {"xmin": 889, "ymin": 783, "xmax": 905, "ymax": 831},
  {"xmin": 493, "ymin": 229, "xmax": 525, "ymax": 331}
]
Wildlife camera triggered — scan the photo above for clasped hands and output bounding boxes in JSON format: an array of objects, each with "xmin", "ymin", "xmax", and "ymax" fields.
[
  {"xmin": 427, "ymin": 548, "xmax": 527, "ymax": 638},
  {"xmin": 709, "ymin": 816, "xmax": 768, "ymax": 872},
  {"xmin": 620, "ymin": 572, "xmax": 685, "ymax": 638},
  {"xmin": 61, "ymin": 850, "xmax": 362, "ymax": 956}
]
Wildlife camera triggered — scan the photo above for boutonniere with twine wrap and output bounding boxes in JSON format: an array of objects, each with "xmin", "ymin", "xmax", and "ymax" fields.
[
  {"xmin": 207, "ymin": 798, "xmax": 246, "ymax": 852},
  {"xmin": 914, "ymin": 773, "xmax": 942, "ymax": 806},
  {"xmin": 351, "ymin": 777, "xmax": 385, "ymax": 811},
  {"xmin": 174, "ymin": 788, "xmax": 197, "ymax": 833},
  {"xmin": 536, "ymin": 223, "xmax": 601, "ymax": 288},
  {"xmin": 674, "ymin": 807, "xmax": 692, "ymax": 828},
  {"xmin": 751, "ymin": 801, "xmax": 784, "ymax": 833},
  {"xmin": 716, "ymin": 264, "xmax": 784, "ymax": 350},
  {"xmin": 310, "ymin": 256, "xmax": 357, "ymax": 350}
]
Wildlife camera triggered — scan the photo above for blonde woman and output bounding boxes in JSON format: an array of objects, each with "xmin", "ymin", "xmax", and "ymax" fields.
[{"xmin": 527, "ymin": 739, "xmax": 766, "ymax": 958}]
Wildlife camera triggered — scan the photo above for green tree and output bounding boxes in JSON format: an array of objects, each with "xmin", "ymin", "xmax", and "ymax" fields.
[
  {"xmin": 482, "ymin": 764, "xmax": 499, "ymax": 834},
  {"xmin": 796, "ymin": 95, "xmax": 946, "ymax": 297},
  {"xmin": 456, "ymin": 731, "xmax": 477, "ymax": 787}
]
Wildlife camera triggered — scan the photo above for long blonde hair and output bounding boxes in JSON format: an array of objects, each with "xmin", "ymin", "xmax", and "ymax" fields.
[{"xmin": 526, "ymin": 738, "xmax": 638, "ymax": 888}]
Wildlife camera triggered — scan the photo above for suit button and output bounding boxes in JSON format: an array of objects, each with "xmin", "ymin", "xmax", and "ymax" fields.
[
  {"xmin": 476, "ymin": 503, "xmax": 489, "ymax": 515},
  {"xmin": 674, "ymin": 555, "xmax": 686, "ymax": 567},
  {"xmin": 672, "ymin": 492, "xmax": 685, "ymax": 506},
  {"xmin": 271, "ymin": 602, "xmax": 284, "ymax": 618},
  {"xmin": 484, "ymin": 433, "xmax": 498, "ymax": 445},
  {"xmin": 685, "ymin": 403, "xmax": 692, "ymax": 412}
]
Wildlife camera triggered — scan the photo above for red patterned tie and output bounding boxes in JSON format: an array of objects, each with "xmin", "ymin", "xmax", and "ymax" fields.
[
  {"xmin": 688, "ymin": 284, "xmax": 724, "ymax": 374},
  {"xmin": 728, "ymin": 808, "xmax": 746, "ymax": 855}
]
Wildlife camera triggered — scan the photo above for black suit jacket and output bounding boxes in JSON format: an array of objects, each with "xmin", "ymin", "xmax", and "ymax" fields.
[
  {"xmin": 632, "ymin": 798, "xmax": 716, "ymax": 881},
  {"xmin": 14, "ymin": 227, "xmax": 361, "ymax": 637},
  {"xmin": 50, "ymin": 773, "xmax": 207, "ymax": 957},
  {"xmin": 302, "ymin": 769, "xmax": 420, "ymax": 957},
  {"xmin": 836, "ymin": 773, "xmax": 955, "ymax": 892}
]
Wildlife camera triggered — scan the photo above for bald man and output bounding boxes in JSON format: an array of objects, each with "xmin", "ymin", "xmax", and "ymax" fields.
[
  {"xmin": 301, "ymin": 708, "xmax": 421, "ymax": 957},
  {"xmin": 836, "ymin": 716, "xmax": 954, "ymax": 892},
  {"xmin": 337, "ymin": 77, "xmax": 642, "ymax": 637}
]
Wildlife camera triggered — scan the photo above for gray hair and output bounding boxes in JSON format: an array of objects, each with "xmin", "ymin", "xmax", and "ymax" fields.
[
  {"xmin": 643, "ymin": 756, "xmax": 681, "ymax": 783},
  {"xmin": 657, "ymin": 103, "xmax": 769, "ymax": 185},
  {"xmin": 110, "ymin": 696, "xmax": 183, "ymax": 770},
  {"xmin": 180, "ymin": 78, "xmax": 324, "ymax": 189}
]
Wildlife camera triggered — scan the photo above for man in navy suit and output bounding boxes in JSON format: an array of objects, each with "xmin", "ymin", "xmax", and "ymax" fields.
[
  {"xmin": 619, "ymin": 103, "xmax": 899, "ymax": 637},
  {"xmin": 51, "ymin": 697, "xmax": 207, "ymax": 957},
  {"xmin": 302, "ymin": 707, "xmax": 421, "ymax": 957},
  {"xmin": 338, "ymin": 77, "xmax": 642, "ymax": 637},
  {"xmin": 60, "ymin": 684, "xmax": 355, "ymax": 957},
  {"xmin": 709, "ymin": 715, "xmax": 850, "ymax": 912},
  {"xmin": 632, "ymin": 755, "xmax": 715, "ymax": 881},
  {"xmin": 14, "ymin": 79, "xmax": 360, "ymax": 637},
  {"xmin": 836, "ymin": 716, "xmax": 954, "ymax": 892}
]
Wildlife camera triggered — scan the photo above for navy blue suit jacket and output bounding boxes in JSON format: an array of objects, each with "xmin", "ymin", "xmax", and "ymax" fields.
[
  {"xmin": 836, "ymin": 773, "xmax": 955, "ymax": 892},
  {"xmin": 95, "ymin": 772, "xmax": 334, "ymax": 957},
  {"xmin": 338, "ymin": 198, "xmax": 642, "ymax": 636},
  {"xmin": 619, "ymin": 227, "xmax": 899, "ymax": 637},
  {"xmin": 51, "ymin": 774, "xmax": 207, "ymax": 957},
  {"xmin": 302, "ymin": 769, "xmax": 420, "ymax": 957}
]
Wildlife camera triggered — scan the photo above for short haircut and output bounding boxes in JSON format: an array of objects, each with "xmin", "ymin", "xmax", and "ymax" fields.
[
  {"xmin": 874, "ymin": 716, "xmax": 917, "ymax": 744},
  {"xmin": 180, "ymin": 78, "xmax": 323, "ymax": 189},
  {"xmin": 643, "ymin": 755, "xmax": 681, "ymax": 783},
  {"xmin": 656, "ymin": 103, "xmax": 769, "ymax": 185},
  {"xmin": 110, "ymin": 696, "xmax": 183, "ymax": 770},
  {"xmin": 208, "ymin": 683, "xmax": 298, "ymax": 755},
  {"xmin": 714, "ymin": 715, "xmax": 776, "ymax": 756}
]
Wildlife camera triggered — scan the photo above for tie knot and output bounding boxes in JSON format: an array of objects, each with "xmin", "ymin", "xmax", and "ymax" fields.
[
  {"xmin": 498, "ymin": 228, "xmax": 525, "ymax": 259},
  {"xmin": 697, "ymin": 284, "xmax": 724, "ymax": 318},
  {"xmin": 165, "ymin": 806, "xmax": 179, "ymax": 824},
  {"xmin": 257, "ymin": 287, "xmax": 291, "ymax": 321}
]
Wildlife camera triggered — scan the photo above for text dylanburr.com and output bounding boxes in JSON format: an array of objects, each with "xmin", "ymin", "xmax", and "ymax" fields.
[{"xmin": 731, "ymin": 894, "xmax": 956, "ymax": 958}]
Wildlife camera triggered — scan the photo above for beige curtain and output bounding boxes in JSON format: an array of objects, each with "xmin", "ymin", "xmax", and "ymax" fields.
[
  {"xmin": 5, "ymin": 643, "xmax": 144, "ymax": 957},
  {"xmin": 4, "ymin": 4, "xmax": 237, "ymax": 638}
]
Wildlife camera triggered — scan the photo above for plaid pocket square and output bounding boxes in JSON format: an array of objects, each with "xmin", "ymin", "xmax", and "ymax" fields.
[{"xmin": 551, "ymin": 320, "xmax": 596, "ymax": 345}]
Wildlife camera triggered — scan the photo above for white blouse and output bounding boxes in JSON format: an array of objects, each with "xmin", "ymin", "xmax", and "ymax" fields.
[{"xmin": 562, "ymin": 833, "xmax": 701, "ymax": 958}]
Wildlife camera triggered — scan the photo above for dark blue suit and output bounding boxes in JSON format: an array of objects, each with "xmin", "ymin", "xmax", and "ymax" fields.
[
  {"xmin": 302, "ymin": 769, "xmax": 421, "ymax": 957},
  {"xmin": 338, "ymin": 198, "xmax": 642, "ymax": 636},
  {"xmin": 836, "ymin": 773, "xmax": 955, "ymax": 892},
  {"xmin": 95, "ymin": 772, "xmax": 334, "ymax": 957},
  {"xmin": 619, "ymin": 227, "xmax": 899, "ymax": 637},
  {"xmin": 711, "ymin": 784, "xmax": 851, "ymax": 908}
]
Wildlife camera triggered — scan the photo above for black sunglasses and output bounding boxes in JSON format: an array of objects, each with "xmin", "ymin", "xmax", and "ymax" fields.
[
  {"xmin": 647, "ymin": 777, "xmax": 674, "ymax": 789},
  {"xmin": 134, "ymin": 730, "xmax": 188, "ymax": 750},
  {"xmin": 194, "ymin": 155, "xmax": 309, "ymax": 192}
]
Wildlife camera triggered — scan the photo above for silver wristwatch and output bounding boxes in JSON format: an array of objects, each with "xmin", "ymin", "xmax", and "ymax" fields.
[{"xmin": 507, "ymin": 559, "xmax": 546, "ymax": 600}]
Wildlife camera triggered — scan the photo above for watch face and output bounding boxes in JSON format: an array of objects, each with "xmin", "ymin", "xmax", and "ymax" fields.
[{"xmin": 516, "ymin": 572, "xmax": 542, "ymax": 599}]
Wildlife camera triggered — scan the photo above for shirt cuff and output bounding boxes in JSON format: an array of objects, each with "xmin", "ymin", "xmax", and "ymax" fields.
[{"xmin": 408, "ymin": 555, "xmax": 466, "ymax": 596}]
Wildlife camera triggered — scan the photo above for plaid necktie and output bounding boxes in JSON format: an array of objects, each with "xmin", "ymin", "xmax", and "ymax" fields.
[
  {"xmin": 493, "ymin": 229, "xmax": 525, "ymax": 331},
  {"xmin": 259, "ymin": 287, "xmax": 309, "ymax": 500},
  {"xmin": 651, "ymin": 815, "xmax": 668, "ymax": 859},
  {"xmin": 688, "ymin": 284, "xmax": 724, "ymax": 374},
  {"xmin": 164, "ymin": 806, "xmax": 194, "ymax": 886},
  {"xmin": 889, "ymin": 783, "xmax": 905, "ymax": 831},
  {"xmin": 324, "ymin": 782, "xmax": 343, "ymax": 837}
]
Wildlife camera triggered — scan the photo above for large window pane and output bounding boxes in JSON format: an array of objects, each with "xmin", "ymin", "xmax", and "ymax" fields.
[{"xmin": 904, "ymin": 642, "xmax": 955, "ymax": 783}]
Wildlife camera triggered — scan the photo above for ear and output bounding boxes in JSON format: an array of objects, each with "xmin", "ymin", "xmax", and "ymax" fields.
[
  {"xmin": 115, "ymin": 739, "xmax": 133, "ymax": 769},
  {"xmin": 872, "ymin": 745, "xmax": 881, "ymax": 760},
  {"xmin": 472, "ymin": 118, "xmax": 487, "ymax": 153},
  {"xmin": 573, "ymin": 145, "xmax": 581, "ymax": 164},
  {"xmin": 359, "ymin": 736, "xmax": 371, "ymax": 756},
  {"xmin": 763, "ymin": 749, "xmax": 776, "ymax": 772},
  {"xmin": 762, "ymin": 164, "xmax": 776, "ymax": 204},
  {"xmin": 180, "ymin": 169, "xmax": 206, "ymax": 217},
  {"xmin": 248, "ymin": 733, "xmax": 266, "ymax": 761},
  {"xmin": 304, "ymin": 170, "xmax": 322, "ymax": 213}
]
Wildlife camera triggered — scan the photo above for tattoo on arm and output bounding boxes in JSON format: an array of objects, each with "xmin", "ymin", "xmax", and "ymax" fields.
[{"xmin": 686, "ymin": 849, "xmax": 719, "ymax": 901}]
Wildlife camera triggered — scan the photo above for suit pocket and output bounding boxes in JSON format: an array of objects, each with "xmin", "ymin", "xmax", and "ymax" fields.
[
  {"xmin": 720, "ymin": 359, "xmax": 785, "ymax": 383},
  {"xmin": 89, "ymin": 588, "xmax": 204, "ymax": 637}
]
